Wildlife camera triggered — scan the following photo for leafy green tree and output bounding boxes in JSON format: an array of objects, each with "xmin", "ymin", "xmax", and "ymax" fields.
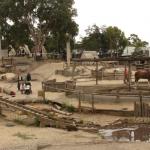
[
  {"xmin": 128, "ymin": 34, "xmax": 149, "ymax": 48},
  {"xmin": 1, "ymin": 22, "xmax": 33, "ymax": 49},
  {"xmin": 81, "ymin": 25, "xmax": 102, "ymax": 51},
  {"xmin": 79, "ymin": 25, "xmax": 127, "ymax": 57},
  {"xmin": 0, "ymin": 0, "xmax": 78, "ymax": 54},
  {"xmin": 103, "ymin": 26, "xmax": 128, "ymax": 57}
]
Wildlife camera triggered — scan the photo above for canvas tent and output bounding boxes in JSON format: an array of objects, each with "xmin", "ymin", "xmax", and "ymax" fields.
[
  {"xmin": 122, "ymin": 46, "xmax": 135, "ymax": 56},
  {"xmin": 81, "ymin": 51, "xmax": 99, "ymax": 59}
]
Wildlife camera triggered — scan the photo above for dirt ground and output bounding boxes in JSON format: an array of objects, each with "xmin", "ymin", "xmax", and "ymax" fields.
[{"xmin": 0, "ymin": 58, "xmax": 150, "ymax": 149}]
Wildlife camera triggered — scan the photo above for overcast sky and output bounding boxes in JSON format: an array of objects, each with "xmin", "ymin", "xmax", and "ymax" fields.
[{"xmin": 74, "ymin": 0, "xmax": 150, "ymax": 44}]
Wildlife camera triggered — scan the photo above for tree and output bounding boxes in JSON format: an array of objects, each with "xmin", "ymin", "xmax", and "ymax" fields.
[
  {"xmin": 128, "ymin": 34, "xmax": 149, "ymax": 48},
  {"xmin": 103, "ymin": 26, "xmax": 128, "ymax": 57},
  {"xmin": 79, "ymin": 25, "xmax": 127, "ymax": 57},
  {"xmin": 81, "ymin": 25, "xmax": 102, "ymax": 51},
  {"xmin": 1, "ymin": 22, "xmax": 33, "ymax": 49},
  {"xmin": 0, "ymin": 0, "xmax": 78, "ymax": 55}
]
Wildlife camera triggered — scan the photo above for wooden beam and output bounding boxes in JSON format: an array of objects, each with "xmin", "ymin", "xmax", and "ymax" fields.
[
  {"xmin": 128, "ymin": 60, "xmax": 131, "ymax": 91},
  {"xmin": 96, "ymin": 61, "xmax": 98, "ymax": 85},
  {"xmin": 72, "ymin": 57, "xmax": 150, "ymax": 62}
]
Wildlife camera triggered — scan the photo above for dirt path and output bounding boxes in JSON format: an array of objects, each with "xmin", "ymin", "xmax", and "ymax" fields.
[{"xmin": 0, "ymin": 117, "xmax": 150, "ymax": 150}]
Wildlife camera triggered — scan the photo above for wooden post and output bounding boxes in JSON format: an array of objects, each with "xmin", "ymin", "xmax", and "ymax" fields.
[
  {"xmin": 116, "ymin": 90, "xmax": 120, "ymax": 102},
  {"xmin": 66, "ymin": 33, "xmax": 71, "ymax": 67},
  {"xmin": 2, "ymin": 57, "xmax": 3, "ymax": 66},
  {"xmin": 78, "ymin": 92, "xmax": 81, "ymax": 112},
  {"xmin": 101, "ymin": 68, "xmax": 104, "ymax": 80},
  {"xmin": 72, "ymin": 62, "xmax": 76, "ymax": 80},
  {"xmin": 0, "ymin": 105, "xmax": 2, "ymax": 115},
  {"xmin": 128, "ymin": 60, "xmax": 131, "ymax": 91},
  {"xmin": 11, "ymin": 57, "xmax": 13, "ymax": 65},
  {"xmin": 134, "ymin": 102, "xmax": 137, "ymax": 117},
  {"xmin": 0, "ymin": 25, "xmax": 1, "ymax": 58},
  {"xmin": 91, "ymin": 94, "xmax": 95, "ymax": 113},
  {"xmin": 96, "ymin": 60, "xmax": 98, "ymax": 85},
  {"xmin": 145, "ymin": 103, "xmax": 149, "ymax": 117},
  {"xmin": 114, "ymin": 70, "xmax": 116, "ymax": 80},
  {"xmin": 139, "ymin": 92, "xmax": 143, "ymax": 117},
  {"xmin": 43, "ymin": 90, "xmax": 46, "ymax": 101}
]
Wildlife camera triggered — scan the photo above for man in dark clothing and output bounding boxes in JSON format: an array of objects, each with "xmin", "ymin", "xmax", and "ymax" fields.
[
  {"xmin": 26, "ymin": 73, "xmax": 31, "ymax": 81},
  {"xmin": 17, "ymin": 81, "xmax": 20, "ymax": 91}
]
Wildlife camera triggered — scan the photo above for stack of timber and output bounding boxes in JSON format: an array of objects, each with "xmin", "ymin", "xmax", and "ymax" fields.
[
  {"xmin": 0, "ymin": 97, "xmax": 101, "ymax": 132},
  {"xmin": 0, "ymin": 97, "xmax": 77, "ymax": 131}
]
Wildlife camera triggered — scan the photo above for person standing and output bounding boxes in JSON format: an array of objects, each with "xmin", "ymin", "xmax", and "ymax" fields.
[
  {"xmin": 26, "ymin": 73, "xmax": 31, "ymax": 81},
  {"xmin": 17, "ymin": 81, "xmax": 20, "ymax": 91},
  {"xmin": 20, "ymin": 83, "xmax": 25, "ymax": 94},
  {"xmin": 124, "ymin": 65, "xmax": 128, "ymax": 84}
]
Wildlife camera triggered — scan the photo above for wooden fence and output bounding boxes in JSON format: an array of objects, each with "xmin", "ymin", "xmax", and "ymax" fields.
[
  {"xmin": 42, "ymin": 79, "xmax": 76, "ymax": 92},
  {"xmin": 41, "ymin": 83, "xmax": 150, "ymax": 116},
  {"xmin": 136, "ymin": 64, "xmax": 150, "ymax": 70},
  {"xmin": 91, "ymin": 70, "xmax": 124, "ymax": 80},
  {"xmin": 134, "ymin": 102, "xmax": 150, "ymax": 117}
]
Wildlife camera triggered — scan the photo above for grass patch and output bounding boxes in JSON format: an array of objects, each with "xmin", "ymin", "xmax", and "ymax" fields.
[
  {"xmin": 13, "ymin": 132, "xmax": 35, "ymax": 140},
  {"xmin": 62, "ymin": 102, "xmax": 76, "ymax": 112},
  {"xmin": 34, "ymin": 117, "xmax": 41, "ymax": 127},
  {"xmin": 13, "ymin": 118, "xmax": 24, "ymax": 125}
]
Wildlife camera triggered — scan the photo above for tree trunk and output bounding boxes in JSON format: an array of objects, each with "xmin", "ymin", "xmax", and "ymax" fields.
[{"xmin": 24, "ymin": 17, "xmax": 47, "ymax": 61}]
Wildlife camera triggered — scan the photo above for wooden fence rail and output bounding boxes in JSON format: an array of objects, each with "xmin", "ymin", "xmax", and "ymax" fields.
[{"xmin": 41, "ymin": 83, "xmax": 150, "ymax": 114}]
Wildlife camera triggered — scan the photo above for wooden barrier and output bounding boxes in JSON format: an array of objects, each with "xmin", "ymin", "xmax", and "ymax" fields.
[
  {"xmin": 134, "ymin": 102, "xmax": 150, "ymax": 117},
  {"xmin": 91, "ymin": 70, "xmax": 124, "ymax": 80},
  {"xmin": 42, "ymin": 79, "xmax": 76, "ymax": 92},
  {"xmin": 136, "ymin": 64, "xmax": 150, "ymax": 70},
  {"xmin": 1, "ymin": 57, "xmax": 16, "ymax": 72},
  {"xmin": 42, "ymin": 81, "xmax": 150, "ymax": 114}
]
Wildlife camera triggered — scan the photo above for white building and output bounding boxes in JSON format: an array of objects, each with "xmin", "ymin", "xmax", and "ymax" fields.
[{"xmin": 122, "ymin": 46, "xmax": 150, "ymax": 57}]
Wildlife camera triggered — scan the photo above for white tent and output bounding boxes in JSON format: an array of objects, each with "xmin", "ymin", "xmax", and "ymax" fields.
[
  {"xmin": 81, "ymin": 51, "xmax": 99, "ymax": 59},
  {"xmin": 122, "ymin": 46, "xmax": 135, "ymax": 56}
]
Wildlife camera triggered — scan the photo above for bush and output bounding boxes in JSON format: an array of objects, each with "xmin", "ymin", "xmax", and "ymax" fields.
[{"xmin": 62, "ymin": 103, "xmax": 75, "ymax": 113}]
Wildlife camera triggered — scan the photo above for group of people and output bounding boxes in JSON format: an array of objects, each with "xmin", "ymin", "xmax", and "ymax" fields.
[{"xmin": 17, "ymin": 73, "xmax": 32, "ymax": 95}]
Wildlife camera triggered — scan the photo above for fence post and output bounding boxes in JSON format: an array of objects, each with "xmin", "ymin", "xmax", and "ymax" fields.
[
  {"xmin": 101, "ymin": 69, "xmax": 104, "ymax": 80},
  {"xmin": 134, "ymin": 102, "xmax": 137, "ymax": 117},
  {"xmin": 128, "ymin": 60, "xmax": 131, "ymax": 91},
  {"xmin": 96, "ymin": 61, "xmax": 98, "ymax": 85},
  {"xmin": 116, "ymin": 90, "xmax": 120, "ymax": 102},
  {"xmin": 139, "ymin": 92, "xmax": 143, "ymax": 117},
  {"xmin": 91, "ymin": 94, "xmax": 95, "ymax": 113},
  {"xmin": 0, "ymin": 105, "xmax": 1, "ymax": 115},
  {"xmin": 78, "ymin": 92, "xmax": 81, "ymax": 113},
  {"xmin": 114, "ymin": 70, "xmax": 116, "ymax": 80}
]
